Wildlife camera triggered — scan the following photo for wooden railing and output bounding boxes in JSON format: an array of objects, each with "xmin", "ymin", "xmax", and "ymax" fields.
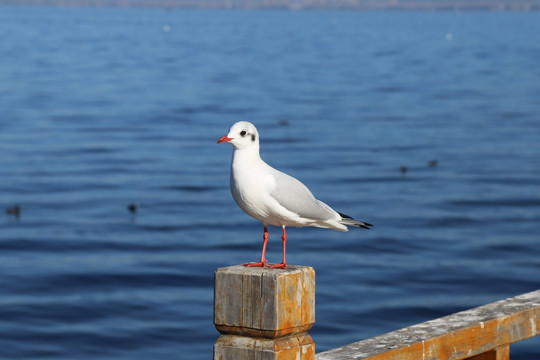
[
  {"xmin": 212, "ymin": 265, "xmax": 539, "ymax": 360},
  {"xmin": 316, "ymin": 289, "xmax": 540, "ymax": 360}
]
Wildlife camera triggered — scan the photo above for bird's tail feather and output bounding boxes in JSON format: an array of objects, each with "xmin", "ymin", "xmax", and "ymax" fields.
[{"xmin": 338, "ymin": 212, "xmax": 373, "ymax": 230}]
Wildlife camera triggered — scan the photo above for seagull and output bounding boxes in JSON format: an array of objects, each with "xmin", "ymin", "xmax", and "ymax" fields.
[{"xmin": 217, "ymin": 121, "xmax": 372, "ymax": 269}]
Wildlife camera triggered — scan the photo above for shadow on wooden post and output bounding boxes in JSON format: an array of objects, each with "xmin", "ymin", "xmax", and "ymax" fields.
[
  {"xmin": 467, "ymin": 345, "xmax": 509, "ymax": 360},
  {"xmin": 214, "ymin": 265, "xmax": 315, "ymax": 360}
]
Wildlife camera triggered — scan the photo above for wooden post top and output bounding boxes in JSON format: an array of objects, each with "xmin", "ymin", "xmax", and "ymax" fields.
[{"xmin": 214, "ymin": 265, "xmax": 315, "ymax": 339}]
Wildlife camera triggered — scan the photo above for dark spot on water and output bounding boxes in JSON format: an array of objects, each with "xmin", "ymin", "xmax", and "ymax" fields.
[
  {"xmin": 6, "ymin": 204, "xmax": 21, "ymax": 217},
  {"xmin": 277, "ymin": 119, "xmax": 289, "ymax": 126},
  {"xmin": 400, "ymin": 166, "xmax": 408, "ymax": 175}
]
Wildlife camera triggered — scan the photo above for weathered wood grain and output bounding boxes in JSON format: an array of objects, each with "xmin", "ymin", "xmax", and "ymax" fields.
[
  {"xmin": 214, "ymin": 333, "xmax": 315, "ymax": 360},
  {"xmin": 214, "ymin": 265, "xmax": 315, "ymax": 339},
  {"xmin": 316, "ymin": 289, "xmax": 540, "ymax": 360}
]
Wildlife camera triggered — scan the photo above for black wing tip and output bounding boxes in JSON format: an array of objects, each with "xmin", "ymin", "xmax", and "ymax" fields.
[
  {"xmin": 338, "ymin": 212, "xmax": 353, "ymax": 220},
  {"xmin": 339, "ymin": 212, "xmax": 373, "ymax": 229},
  {"xmin": 358, "ymin": 223, "xmax": 373, "ymax": 229}
]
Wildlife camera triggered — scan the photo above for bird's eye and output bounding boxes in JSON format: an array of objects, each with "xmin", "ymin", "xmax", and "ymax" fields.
[{"xmin": 240, "ymin": 130, "xmax": 247, "ymax": 137}]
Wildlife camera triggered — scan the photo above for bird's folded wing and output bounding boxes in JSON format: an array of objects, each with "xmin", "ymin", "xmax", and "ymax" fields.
[{"xmin": 269, "ymin": 169, "xmax": 338, "ymax": 221}]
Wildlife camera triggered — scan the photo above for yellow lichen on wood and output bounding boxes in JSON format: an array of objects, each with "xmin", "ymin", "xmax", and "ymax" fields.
[{"xmin": 214, "ymin": 265, "xmax": 315, "ymax": 338}]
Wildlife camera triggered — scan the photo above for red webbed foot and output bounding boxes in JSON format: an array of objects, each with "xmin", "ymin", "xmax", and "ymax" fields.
[
  {"xmin": 268, "ymin": 262, "xmax": 287, "ymax": 269},
  {"xmin": 242, "ymin": 260, "xmax": 268, "ymax": 267}
]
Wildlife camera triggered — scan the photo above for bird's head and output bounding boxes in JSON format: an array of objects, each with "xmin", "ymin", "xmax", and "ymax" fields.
[{"xmin": 216, "ymin": 121, "xmax": 259, "ymax": 150}]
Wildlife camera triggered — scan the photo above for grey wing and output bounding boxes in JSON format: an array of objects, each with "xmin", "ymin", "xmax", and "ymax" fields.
[{"xmin": 269, "ymin": 168, "xmax": 338, "ymax": 221}]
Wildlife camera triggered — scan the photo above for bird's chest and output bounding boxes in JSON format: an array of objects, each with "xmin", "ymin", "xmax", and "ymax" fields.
[{"xmin": 230, "ymin": 164, "xmax": 276, "ymax": 220}]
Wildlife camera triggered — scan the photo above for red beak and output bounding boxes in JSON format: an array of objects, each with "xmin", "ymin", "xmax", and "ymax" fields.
[{"xmin": 216, "ymin": 136, "xmax": 233, "ymax": 144}]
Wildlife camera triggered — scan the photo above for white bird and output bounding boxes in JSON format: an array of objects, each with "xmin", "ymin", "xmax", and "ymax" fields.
[{"xmin": 217, "ymin": 121, "xmax": 372, "ymax": 269}]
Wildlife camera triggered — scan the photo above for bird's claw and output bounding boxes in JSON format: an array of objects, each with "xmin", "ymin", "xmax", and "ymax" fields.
[
  {"xmin": 242, "ymin": 261, "xmax": 287, "ymax": 269},
  {"xmin": 268, "ymin": 262, "xmax": 287, "ymax": 269},
  {"xmin": 242, "ymin": 260, "xmax": 268, "ymax": 267}
]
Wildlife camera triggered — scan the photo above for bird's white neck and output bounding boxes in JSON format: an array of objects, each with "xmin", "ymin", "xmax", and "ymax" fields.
[{"xmin": 231, "ymin": 146, "xmax": 262, "ymax": 168}]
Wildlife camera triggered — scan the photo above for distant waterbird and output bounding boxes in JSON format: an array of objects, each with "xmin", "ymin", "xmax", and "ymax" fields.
[
  {"xmin": 127, "ymin": 203, "xmax": 139, "ymax": 213},
  {"xmin": 277, "ymin": 119, "xmax": 290, "ymax": 126},
  {"xmin": 400, "ymin": 165, "xmax": 408, "ymax": 175},
  {"xmin": 217, "ymin": 121, "xmax": 372, "ymax": 269},
  {"xmin": 6, "ymin": 204, "xmax": 21, "ymax": 217}
]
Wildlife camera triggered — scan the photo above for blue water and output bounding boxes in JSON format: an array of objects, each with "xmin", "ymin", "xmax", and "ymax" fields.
[{"xmin": 1, "ymin": 6, "xmax": 539, "ymax": 359}]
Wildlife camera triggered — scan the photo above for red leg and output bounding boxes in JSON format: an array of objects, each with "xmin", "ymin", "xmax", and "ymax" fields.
[
  {"xmin": 269, "ymin": 226, "xmax": 287, "ymax": 269},
  {"xmin": 243, "ymin": 225, "xmax": 269, "ymax": 267}
]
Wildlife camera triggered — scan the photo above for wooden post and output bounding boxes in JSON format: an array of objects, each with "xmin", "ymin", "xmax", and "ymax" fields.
[{"xmin": 214, "ymin": 265, "xmax": 315, "ymax": 360}]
